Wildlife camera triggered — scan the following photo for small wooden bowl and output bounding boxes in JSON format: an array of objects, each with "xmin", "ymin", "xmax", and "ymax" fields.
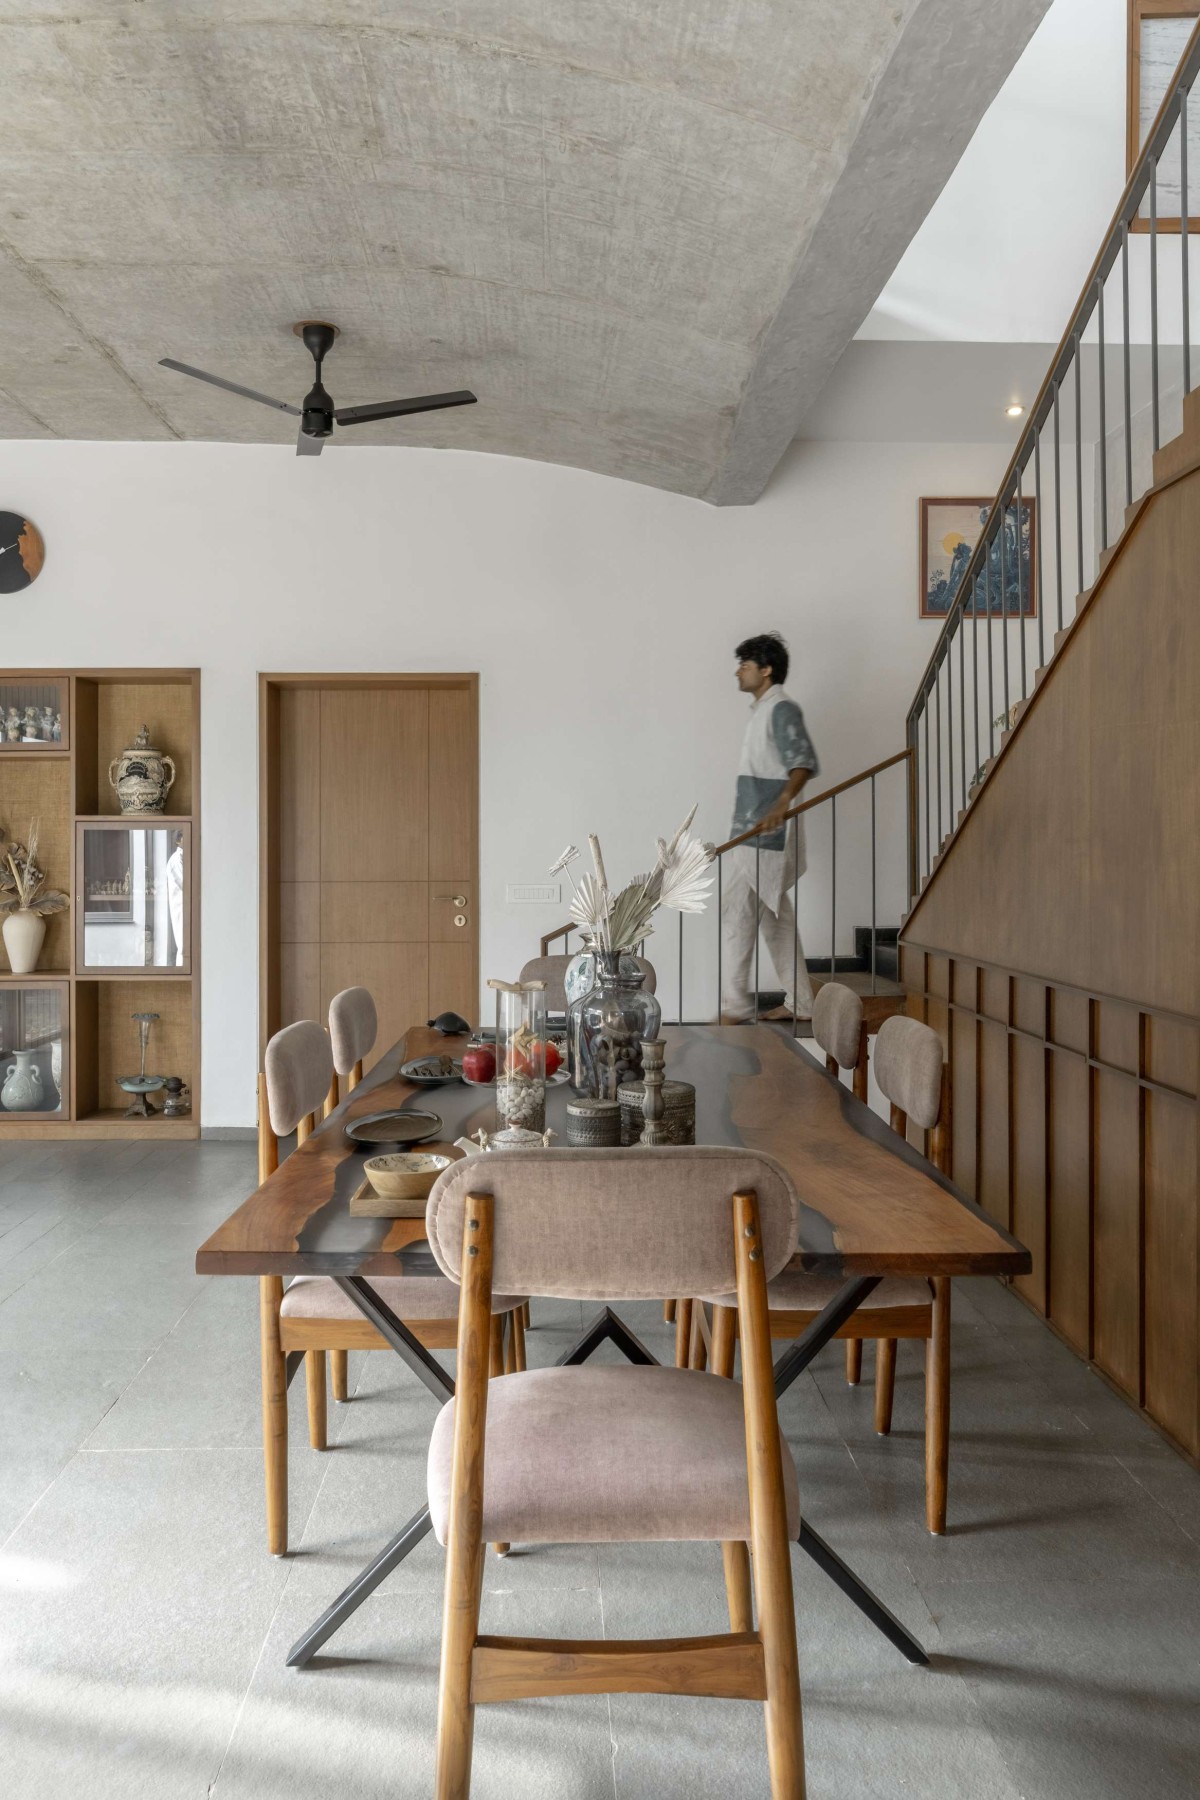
[{"xmin": 363, "ymin": 1151, "xmax": 451, "ymax": 1214}]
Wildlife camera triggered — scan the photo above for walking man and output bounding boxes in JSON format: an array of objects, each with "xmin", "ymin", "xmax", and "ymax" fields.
[{"xmin": 721, "ymin": 632, "xmax": 818, "ymax": 1023}]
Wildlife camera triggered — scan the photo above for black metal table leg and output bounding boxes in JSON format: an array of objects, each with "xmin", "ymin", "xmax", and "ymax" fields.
[
  {"xmin": 772, "ymin": 1274, "xmax": 929, "ymax": 1666},
  {"xmin": 773, "ymin": 1276, "xmax": 880, "ymax": 1395},
  {"xmin": 797, "ymin": 1521, "xmax": 928, "ymax": 1665},
  {"xmin": 287, "ymin": 1505, "xmax": 435, "ymax": 1668},
  {"xmin": 333, "ymin": 1275, "xmax": 455, "ymax": 1402},
  {"xmin": 555, "ymin": 1305, "xmax": 659, "ymax": 1367}
]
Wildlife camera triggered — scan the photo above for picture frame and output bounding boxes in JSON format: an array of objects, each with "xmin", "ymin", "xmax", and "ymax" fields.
[
  {"xmin": 1127, "ymin": 1, "xmax": 1200, "ymax": 232},
  {"xmin": 919, "ymin": 497, "xmax": 1037, "ymax": 622}
]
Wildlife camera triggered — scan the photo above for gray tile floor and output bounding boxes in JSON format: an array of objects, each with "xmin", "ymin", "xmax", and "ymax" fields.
[{"xmin": 2, "ymin": 1139, "xmax": 1198, "ymax": 1799}]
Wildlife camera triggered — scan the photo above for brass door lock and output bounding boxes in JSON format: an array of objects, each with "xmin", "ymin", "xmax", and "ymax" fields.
[{"xmin": 453, "ymin": 913, "xmax": 467, "ymax": 929}]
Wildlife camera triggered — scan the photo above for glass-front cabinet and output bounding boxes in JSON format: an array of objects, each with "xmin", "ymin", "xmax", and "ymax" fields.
[
  {"xmin": 0, "ymin": 674, "xmax": 68, "ymax": 750},
  {"xmin": 0, "ymin": 983, "xmax": 68, "ymax": 1116},
  {"xmin": 76, "ymin": 822, "xmax": 191, "ymax": 974}
]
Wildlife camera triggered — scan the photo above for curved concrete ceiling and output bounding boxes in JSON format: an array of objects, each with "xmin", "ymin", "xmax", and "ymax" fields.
[{"xmin": 0, "ymin": 1, "xmax": 1049, "ymax": 502}]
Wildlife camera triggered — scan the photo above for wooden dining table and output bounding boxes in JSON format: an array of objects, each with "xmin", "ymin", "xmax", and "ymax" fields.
[{"xmin": 197, "ymin": 1022, "xmax": 1029, "ymax": 1668}]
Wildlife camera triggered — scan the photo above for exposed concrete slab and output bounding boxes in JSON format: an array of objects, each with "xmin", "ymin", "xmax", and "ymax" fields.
[
  {"xmin": 711, "ymin": 0, "xmax": 1052, "ymax": 503},
  {"xmin": 0, "ymin": 3, "xmax": 1048, "ymax": 498}
]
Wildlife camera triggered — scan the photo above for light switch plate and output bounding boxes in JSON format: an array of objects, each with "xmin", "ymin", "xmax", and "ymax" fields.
[{"xmin": 507, "ymin": 883, "xmax": 561, "ymax": 904}]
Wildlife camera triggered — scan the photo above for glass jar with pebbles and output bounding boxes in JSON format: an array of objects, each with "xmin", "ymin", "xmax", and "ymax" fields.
[{"xmin": 488, "ymin": 976, "xmax": 548, "ymax": 1134}]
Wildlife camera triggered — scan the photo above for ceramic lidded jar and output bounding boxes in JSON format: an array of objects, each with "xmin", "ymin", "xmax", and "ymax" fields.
[{"xmin": 109, "ymin": 725, "xmax": 176, "ymax": 815}]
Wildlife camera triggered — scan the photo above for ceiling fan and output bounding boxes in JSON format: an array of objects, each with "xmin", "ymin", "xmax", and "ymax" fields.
[{"xmin": 159, "ymin": 321, "xmax": 476, "ymax": 456}]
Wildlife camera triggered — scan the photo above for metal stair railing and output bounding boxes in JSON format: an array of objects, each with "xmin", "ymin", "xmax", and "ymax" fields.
[
  {"xmin": 540, "ymin": 749, "xmax": 912, "ymax": 1031},
  {"xmin": 906, "ymin": 19, "xmax": 1200, "ymax": 899}
]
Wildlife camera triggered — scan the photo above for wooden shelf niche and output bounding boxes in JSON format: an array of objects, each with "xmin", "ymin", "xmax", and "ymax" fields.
[{"xmin": 0, "ymin": 669, "xmax": 200, "ymax": 1139}]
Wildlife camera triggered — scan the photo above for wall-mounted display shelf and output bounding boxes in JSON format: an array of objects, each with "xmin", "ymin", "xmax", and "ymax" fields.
[{"xmin": 0, "ymin": 670, "xmax": 200, "ymax": 1138}]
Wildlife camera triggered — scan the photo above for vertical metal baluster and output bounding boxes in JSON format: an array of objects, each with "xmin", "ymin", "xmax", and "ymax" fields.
[
  {"xmin": 830, "ymin": 794, "xmax": 837, "ymax": 979},
  {"xmin": 928, "ymin": 694, "xmax": 935, "ymax": 878},
  {"xmin": 1016, "ymin": 467, "xmax": 1027, "ymax": 699},
  {"xmin": 946, "ymin": 617, "xmax": 955, "ymax": 821},
  {"xmin": 677, "ymin": 909, "xmax": 683, "ymax": 1027},
  {"xmin": 870, "ymin": 774, "xmax": 877, "ymax": 995},
  {"xmin": 934, "ymin": 665, "xmax": 942, "ymax": 850},
  {"xmin": 985, "ymin": 531, "xmax": 995, "ymax": 756},
  {"xmin": 1073, "ymin": 332, "xmax": 1084, "ymax": 595},
  {"xmin": 1122, "ymin": 224, "xmax": 1133, "ymax": 507},
  {"xmin": 716, "ymin": 853, "xmax": 723, "ymax": 1022},
  {"xmin": 1053, "ymin": 379, "xmax": 1064, "ymax": 632},
  {"xmin": 964, "ymin": 597, "xmax": 971, "ymax": 810},
  {"xmin": 1034, "ymin": 428, "xmax": 1045, "ymax": 672},
  {"xmin": 1097, "ymin": 276, "xmax": 1108, "ymax": 552},
  {"xmin": 972, "ymin": 570, "xmax": 980, "ymax": 785},
  {"xmin": 1151, "ymin": 160, "xmax": 1160, "ymax": 450},
  {"xmin": 1183, "ymin": 89, "xmax": 1191, "ymax": 395},
  {"xmin": 754, "ymin": 836, "xmax": 760, "ymax": 1023},
  {"xmin": 1000, "ymin": 508, "xmax": 1010, "ymax": 723},
  {"xmin": 792, "ymin": 854, "xmax": 798, "ymax": 1034}
]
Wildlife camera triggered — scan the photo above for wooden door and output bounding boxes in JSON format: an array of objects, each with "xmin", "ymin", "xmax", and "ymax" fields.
[{"xmin": 266, "ymin": 678, "xmax": 477, "ymax": 1070}]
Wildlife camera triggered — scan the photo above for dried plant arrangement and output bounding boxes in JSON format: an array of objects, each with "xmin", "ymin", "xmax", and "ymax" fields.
[
  {"xmin": 550, "ymin": 806, "xmax": 715, "ymax": 954},
  {"xmin": 0, "ymin": 821, "xmax": 70, "ymax": 916}
]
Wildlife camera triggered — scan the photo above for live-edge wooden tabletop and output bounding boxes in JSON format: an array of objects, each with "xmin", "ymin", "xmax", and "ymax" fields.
[{"xmin": 196, "ymin": 1024, "xmax": 1030, "ymax": 1283}]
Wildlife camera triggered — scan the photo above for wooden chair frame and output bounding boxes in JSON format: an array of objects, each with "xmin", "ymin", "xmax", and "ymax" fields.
[
  {"xmin": 433, "ymin": 1186, "xmax": 805, "ymax": 1800},
  {"xmin": 688, "ymin": 1067, "xmax": 952, "ymax": 1536},
  {"xmin": 256, "ymin": 1074, "xmax": 525, "ymax": 1556}
]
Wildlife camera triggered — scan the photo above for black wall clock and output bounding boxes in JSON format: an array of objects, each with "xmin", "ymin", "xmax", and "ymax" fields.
[{"xmin": 0, "ymin": 512, "xmax": 44, "ymax": 593}]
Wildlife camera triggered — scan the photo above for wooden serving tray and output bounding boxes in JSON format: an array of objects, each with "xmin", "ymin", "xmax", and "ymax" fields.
[{"xmin": 348, "ymin": 1175, "xmax": 430, "ymax": 1220}]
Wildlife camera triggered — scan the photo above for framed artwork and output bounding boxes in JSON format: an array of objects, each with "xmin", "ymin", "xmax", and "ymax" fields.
[
  {"xmin": 1127, "ymin": 1, "xmax": 1200, "ymax": 231},
  {"xmin": 919, "ymin": 497, "xmax": 1036, "ymax": 621}
]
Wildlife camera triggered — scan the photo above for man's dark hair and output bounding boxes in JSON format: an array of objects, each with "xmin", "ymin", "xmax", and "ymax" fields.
[{"xmin": 735, "ymin": 632, "xmax": 789, "ymax": 685}]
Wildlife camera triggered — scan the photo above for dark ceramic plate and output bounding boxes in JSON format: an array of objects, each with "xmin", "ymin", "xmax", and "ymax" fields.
[
  {"xmin": 400, "ymin": 1056, "xmax": 463, "ymax": 1087},
  {"xmin": 344, "ymin": 1109, "xmax": 444, "ymax": 1150}
]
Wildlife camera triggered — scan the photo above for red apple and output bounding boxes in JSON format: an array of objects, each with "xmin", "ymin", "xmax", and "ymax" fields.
[{"xmin": 462, "ymin": 1043, "xmax": 496, "ymax": 1083}]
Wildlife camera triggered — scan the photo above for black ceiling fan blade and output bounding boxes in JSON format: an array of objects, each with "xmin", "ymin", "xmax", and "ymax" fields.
[
  {"xmin": 334, "ymin": 389, "xmax": 477, "ymax": 427},
  {"xmin": 159, "ymin": 358, "xmax": 302, "ymax": 417},
  {"xmin": 296, "ymin": 427, "xmax": 325, "ymax": 457}
]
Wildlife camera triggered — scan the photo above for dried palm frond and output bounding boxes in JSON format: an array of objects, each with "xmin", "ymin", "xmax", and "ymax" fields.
[
  {"xmin": 1, "ymin": 817, "xmax": 69, "ymax": 915},
  {"xmin": 559, "ymin": 805, "xmax": 714, "ymax": 954}
]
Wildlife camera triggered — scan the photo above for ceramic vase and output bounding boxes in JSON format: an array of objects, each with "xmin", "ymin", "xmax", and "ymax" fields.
[
  {"xmin": 2, "ymin": 1048, "xmax": 43, "ymax": 1112},
  {"xmin": 2, "ymin": 910, "xmax": 46, "ymax": 974},
  {"xmin": 109, "ymin": 725, "xmax": 177, "ymax": 815}
]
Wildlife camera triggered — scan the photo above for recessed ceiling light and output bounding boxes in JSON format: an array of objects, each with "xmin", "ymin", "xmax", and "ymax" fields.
[{"xmin": 1005, "ymin": 403, "xmax": 1025, "ymax": 418}]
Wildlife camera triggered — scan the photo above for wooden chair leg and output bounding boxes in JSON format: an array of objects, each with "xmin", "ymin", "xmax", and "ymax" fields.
[
  {"xmin": 874, "ymin": 1339, "xmax": 897, "ymax": 1435},
  {"xmin": 845, "ymin": 1340, "xmax": 862, "ymax": 1386},
  {"xmin": 510, "ymin": 1305, "xmax": 527, "ymax": 1372},
  {"xmin": 663, "ymin": 1298, "xmax": 677, "ymax": 1324},
  {"xmin": 722, "ymin": 1541, "xmax": 754, "ymax": 1632},
  {"xmin": 688, "ymin": 1302, "xmax": 708, "ymax": 1371},
  {"xmin": 520, "ymin": 1301, "xmax": 531, "ymax": 1330},
  {"xmin": 259, "ymin": 1276, "xmax": 288, "ymax": 1556},
  {"xmin": 305, "ymin": 1349, "xmax": 328, "ymax": 1450},
  {"xmin": 331, "ymin": 1348, "xmax": 349, "ymax": 1402},
  {"xmin": 488, "ymin": 1315, "xmax": 509, "ymax": 1557},
  {"xmin": 674, "ymin": 1297, "xmax": 693, "ymax": 1368},
  {"xmin": 925, "ymin": 1279, "xmax": 950, "ymax": 1535}
]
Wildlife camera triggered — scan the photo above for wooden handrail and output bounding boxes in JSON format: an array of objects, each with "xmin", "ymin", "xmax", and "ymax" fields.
[{"xmin": 538, "ymin": 748, "xmax": 912, "ymax": 954}]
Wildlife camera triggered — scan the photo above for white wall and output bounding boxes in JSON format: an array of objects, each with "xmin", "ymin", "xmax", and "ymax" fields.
[
  {"xmin": 865, "ymin": 0, "xmax": 1196, "ymax": 345},
  {"xmin": 0, "ymin": 436, "xmax": 1010, "ymax": 1124}
]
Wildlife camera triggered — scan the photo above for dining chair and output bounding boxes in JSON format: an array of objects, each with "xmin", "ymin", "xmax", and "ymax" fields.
[
  {"xmin": 674, "ymin": 980, "xmax": 871, "ymax": 1350},
  {"xmin": 518, "ymin": 952, "xmax": 657, "ymax": 1013},
  {"xmin": 256, "ymin": 1019, "xmax": 528, "ymax": 1556},
  {"xmin": 696, "ymin": 1014, "xmax": 952, "ymax": 1534},
  {"xmin": 424, "ymin": 1146, "xmax": 806, "ymax": 1800},
  {"xmin": 323, "ymin": 984, "xmax": 377, "ymax": 1119}
]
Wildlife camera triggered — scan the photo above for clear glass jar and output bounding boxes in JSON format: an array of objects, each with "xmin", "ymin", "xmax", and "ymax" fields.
[
  {"xmin": 492, "ymin": 979, "xmax": 547, "ymax": 1132},
  {"xmin": 571, "ymin": 949, "xmax": 662, "ymax": 1100}
]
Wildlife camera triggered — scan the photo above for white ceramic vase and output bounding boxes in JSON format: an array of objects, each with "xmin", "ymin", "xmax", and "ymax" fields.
[
  {"xmin": 2, "ymin": 910, "xmax": 46, "ymax": 974},
  {"xmin": 2, "ymin": 1048, "xmax": 43, "ymax": 1112}
]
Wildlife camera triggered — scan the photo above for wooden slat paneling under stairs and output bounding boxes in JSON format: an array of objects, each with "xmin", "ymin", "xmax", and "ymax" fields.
[{"xmin": 901, "ymin": 417, "xmax": 1200, "ymax": 1464}]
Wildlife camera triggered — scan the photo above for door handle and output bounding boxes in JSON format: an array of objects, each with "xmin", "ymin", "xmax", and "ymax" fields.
[{"xmin": 436, "ymin": 893, "xmax": 468, "ymax": 908}]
